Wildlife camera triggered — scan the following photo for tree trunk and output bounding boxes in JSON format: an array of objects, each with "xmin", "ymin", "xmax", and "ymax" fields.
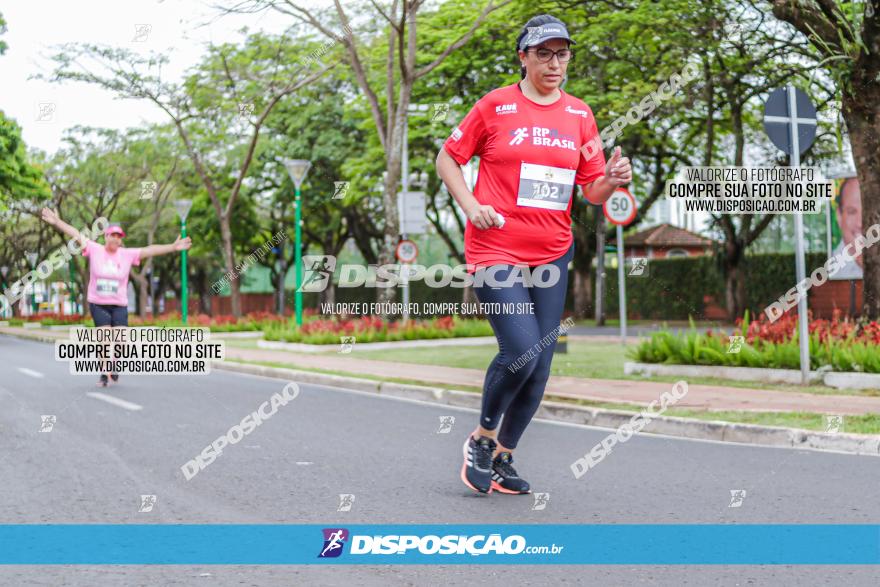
[
  {"xmin": 192, "ymin": 266, "xmax": 211, "ymax": 315},
  {"xmin": 375, "ymin": 95, "xmax": 408, "ymax": 309},
  {"xmin": 219, "ymin": 216, "xmax": 241, "ymax": 317},
  {"xmin": 275, "ymin": 257, "xmax": 288, "ymax": 315},
  {"xmin": 319, "ymin": 281, "xmax": 335, "ymax": 309},
  {"xmin": 595, "ymin": 212, "xmax": 606, "ymax": 325},
  {"xmin": 462, "ymin": 285, "xmax": 477, "ymax": 305},
  {"xmin": 572, "ymin": 199, "xmax": 595, "ymax": 319},
  {"xmin": 131, "ymin": 271, "xmax": 148, "ymax": 318},
  {"xmin": 724, "ymin": 262, "xmax": 745, "ymax": 321},
  {"xmin": 842, "ymin": 83, "xmax": 880, "ymax": 319},
  {"xmin": 572, "ymin": 267, "xmax": 592, "ymax": 319}
]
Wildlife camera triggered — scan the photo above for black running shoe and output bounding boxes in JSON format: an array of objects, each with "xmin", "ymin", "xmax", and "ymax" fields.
[
  {"xmin": 110, "ymin": 373, "xmax": 119, "ymax": 383},
  {"xmin": 97, "ymin": 374, "xmax": 109, "ymax": 387},
  {"xmin": 461, "ymin": 434, "xmax": 496, "ymax": 493},
  {"xmin": 491, "ymin": 451, "xmax": 531, "ymax": 494}
]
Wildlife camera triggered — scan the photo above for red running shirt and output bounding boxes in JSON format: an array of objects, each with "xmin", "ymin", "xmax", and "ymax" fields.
[{"xmin": 443, "ymin": 82, "xmax": 606, "ymax": 270}]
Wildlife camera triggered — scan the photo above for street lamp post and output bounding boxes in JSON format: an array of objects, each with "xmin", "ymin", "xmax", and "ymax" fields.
[
  {"xmin": 174, "ymin": 199, "xmax": 193, "ymax": 324},
  {"xmin": 283, "ymin": 159, "xmax": 312, "ymax": 327},
  {"xmin": 25, "ymin": 252, "xmax": 38, "ymax": 316},
  {"xmin": 67, "ymin": 259, "xmax": 77, "ymax": 315}
]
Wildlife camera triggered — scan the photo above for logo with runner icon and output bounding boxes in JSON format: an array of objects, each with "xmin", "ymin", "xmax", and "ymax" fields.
[
  {"xmin": 298, "ymin": 255, "xmax": 337, "ymax": 292},
  {"xmin": 318, "ymin": 528, "xmax": 349, "ymax": 558}
]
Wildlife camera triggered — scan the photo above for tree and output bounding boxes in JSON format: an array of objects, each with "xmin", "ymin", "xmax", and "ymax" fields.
[
  {"xmin": 768, "ymin": 0, "xmax": 880, "ymax": 319},
  {"xmin": 40, "ymin": 32, "xmax": 333, "ymax": 316},
  {"xmin": 224, "ymin": 0, "xmax": 512, "ymax": 309}
]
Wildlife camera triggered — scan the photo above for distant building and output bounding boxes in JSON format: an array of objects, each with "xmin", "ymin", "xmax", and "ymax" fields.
[{"xmin": 611, "ymin": 223, "xmax": 715, "ymax": 259}]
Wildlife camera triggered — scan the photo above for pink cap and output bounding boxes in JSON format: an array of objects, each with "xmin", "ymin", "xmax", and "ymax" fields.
[{"xmin": 104, "ymin": 224, "xmax": 126, "ymax": 237}]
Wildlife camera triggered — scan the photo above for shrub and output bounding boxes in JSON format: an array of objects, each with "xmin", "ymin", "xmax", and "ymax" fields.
[
  {"xmin": 263, "ymin": 315, "xmax": 493, "ymax": 344},
  {"xmin": 630, "ymin": 311, "xmax": 880, "ymax": 373}
]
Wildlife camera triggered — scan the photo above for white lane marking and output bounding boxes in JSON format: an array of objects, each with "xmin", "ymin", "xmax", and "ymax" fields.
[
  {"xmin": 17, "ymin": 367, "xmax": 44, "ymax": 379},
  {"xmin": 86, "ymin": 392, "xmax": 143, "ymax": 411}
]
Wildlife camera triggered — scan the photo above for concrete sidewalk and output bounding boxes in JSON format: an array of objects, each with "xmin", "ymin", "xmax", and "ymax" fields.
[
  {"xmin": 4, "ymin": 325, "xmax": 880, "ymax": 416},
  {"xmin": 224, "ymin": 346, "xmax": 880, "ymax": 416}
]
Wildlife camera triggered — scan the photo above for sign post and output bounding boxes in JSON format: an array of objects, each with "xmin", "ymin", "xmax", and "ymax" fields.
[
  {"xmin": 173, "ymin": 199, "xmax": 193, "ymax": 324},
  {"xmin": 603, "ymin": 188, "xmax": 638, "ymax": 345},
  {"xmin": 763, "ymin": 86, "xmax": 817, "ymax": 384},
  {"xmin": 284, "ymin": 159, "xmax": 312, "ymax": 327},
  {"xmin": 25, "ymin": 252, "xmax": 39, "ymax": 316}
]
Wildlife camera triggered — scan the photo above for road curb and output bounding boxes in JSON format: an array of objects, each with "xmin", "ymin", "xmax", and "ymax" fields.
[
  {"xmin": 0, "ymin": 329, "xmax": 61, "ymax": 344},
  {"xmin": 215, "ymin": 360, "xmax": 880, "ymax": 457}
]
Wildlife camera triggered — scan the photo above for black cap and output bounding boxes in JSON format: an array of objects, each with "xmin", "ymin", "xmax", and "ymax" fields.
[{"xmin": 519, "ymin": 23, "xmax": 576, "ymax": 51}]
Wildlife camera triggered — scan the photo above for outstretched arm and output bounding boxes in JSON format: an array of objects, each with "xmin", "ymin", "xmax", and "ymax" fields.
[
  {"xmin": 140, "ymin": 235, "xmax": 192, "ymax": 259},
  {"xmin": 40, "ymin": 208, "xmax": 89, "ymax": 248}
]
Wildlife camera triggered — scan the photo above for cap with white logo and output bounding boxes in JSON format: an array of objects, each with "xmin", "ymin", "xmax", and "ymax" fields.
[{"xmin": 519, "ymin": 23, "xmax": 577, "ymax": 51}]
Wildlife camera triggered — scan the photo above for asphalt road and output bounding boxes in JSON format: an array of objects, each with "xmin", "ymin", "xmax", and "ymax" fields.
[{"xmin": 1, "ymin": 335, "xmax": 877, "ymax": 586}]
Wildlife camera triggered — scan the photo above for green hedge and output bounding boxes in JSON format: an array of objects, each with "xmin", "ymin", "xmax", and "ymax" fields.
[{"xmin": 601, "ymin": 252, "xmax": 826, "ymax": 320}]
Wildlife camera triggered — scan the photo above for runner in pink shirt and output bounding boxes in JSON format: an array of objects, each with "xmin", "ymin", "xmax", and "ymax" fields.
[{"xmin": 40, "ymin": 207, "xmax": 192, "ymax": 387}]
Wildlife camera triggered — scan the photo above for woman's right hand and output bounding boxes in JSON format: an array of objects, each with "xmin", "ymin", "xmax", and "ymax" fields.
[
  {"xmin": 41, "ymin": 207, "xmax": 60, "ymax": 226},
  {"xmin": 466, "ymin": 203, "xmax": 503, "ymax": 230}
]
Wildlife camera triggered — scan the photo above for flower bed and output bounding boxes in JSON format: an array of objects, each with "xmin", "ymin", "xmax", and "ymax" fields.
[
  {"xmin": 630, "ymin": 310, "xmax": 880, "ymax": 373},
  {"xmin": 129, "ymin": 311, "xmax": 288, "ymax": 332},
  {"xmin": 3, "ymin": 311, "xmax": 291, "ymax": 331},
  {"xmin": 263, "ymin": 315, "xmax": 494, "ymax": 344}
]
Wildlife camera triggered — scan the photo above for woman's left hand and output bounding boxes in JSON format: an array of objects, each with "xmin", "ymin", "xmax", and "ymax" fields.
[
  {"xmin": 173, "ymin": 236, "xmax": 193, "ymax": 252},
  {"xmin": 604, "ymin": 146, "xmax": 632, "ymax": 187}
]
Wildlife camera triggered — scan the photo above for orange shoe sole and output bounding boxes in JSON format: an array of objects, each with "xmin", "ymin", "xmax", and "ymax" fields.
[
  {"xmin": 490, "ymin": 480, "xmax": 531, "ymax": 495},
  {"xmin": 461, "ymin": 436, "xmax": 492, "ymax": 494}
]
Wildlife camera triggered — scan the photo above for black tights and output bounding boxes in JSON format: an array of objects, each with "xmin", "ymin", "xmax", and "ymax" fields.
[{"xmin": 473, "ymin": 242, "xmax": 573, "ymax": 449}]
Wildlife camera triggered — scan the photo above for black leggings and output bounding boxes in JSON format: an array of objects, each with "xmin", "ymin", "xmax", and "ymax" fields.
[
  {"xmin": 473, "ymin": 242, "xmax": 573, "ymax": 449},
  {"xmin": 89, "ymin": 303, "xmax": 129, "ymax": 327}
]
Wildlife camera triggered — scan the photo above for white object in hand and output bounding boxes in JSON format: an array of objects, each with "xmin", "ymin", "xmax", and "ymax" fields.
[{"xmin": 495, "ymin": 213, "xmax": 505, "ymax": 228}]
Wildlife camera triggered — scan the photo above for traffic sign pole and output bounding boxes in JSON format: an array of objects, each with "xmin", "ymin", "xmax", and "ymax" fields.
[
  {"xmin": 763, "ymin": 86, "xmax": 816, "ymax": 384},
  {"xmin": 616, "ymin": 223, "xmax": 626, "ymax": 344},
  {"xmin": 603, "ymin": 189, "xmax": 637, "ymax": 346},
  {"xmin": 401, "ymin": 118, "xmax": 410, "ymax": 325},
  {"xmin": 788, "ymin": 86, "xmax": 810, "ymax": 384}
]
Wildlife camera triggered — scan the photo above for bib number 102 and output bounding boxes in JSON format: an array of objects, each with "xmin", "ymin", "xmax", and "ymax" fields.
[{"xmin": 532, "ymin": 182, "xmax": 558, "ymax": 200}]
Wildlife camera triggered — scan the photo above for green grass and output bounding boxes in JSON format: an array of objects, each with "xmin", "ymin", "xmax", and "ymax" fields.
[
  {"xmin": 567, "ymin": 398, "xmax": 880, "ymax": 435},
  {"xmin": 341, "ymin": 340, "xmax": 880, "ymax": 396},
  {"xmin": 227, "ymin": 359, "xmax": 880, "ymax": 435},
  {"xmin": 571, "ymin": 318, "xmax": 730, "ymax": 328}
]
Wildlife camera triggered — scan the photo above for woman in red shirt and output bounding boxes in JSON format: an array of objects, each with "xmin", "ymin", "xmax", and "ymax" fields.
[{"xmin": 436, "ymin": 14, "xmax": 631, "ymax": 495}]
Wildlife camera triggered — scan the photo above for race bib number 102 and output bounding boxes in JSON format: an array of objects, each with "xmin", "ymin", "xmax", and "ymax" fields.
[{"xmin": 516, "ymin": 162, "xmax": 576, "ymax": 211}]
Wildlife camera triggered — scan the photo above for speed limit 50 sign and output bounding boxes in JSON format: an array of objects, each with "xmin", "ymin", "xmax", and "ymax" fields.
[
  {"xmin": 603, "ymin": 188, "xmax": 637, "ymax": 226},
  {"xmin": 395, "ymin": 239, "xmax": 418, "ymax": 263}
]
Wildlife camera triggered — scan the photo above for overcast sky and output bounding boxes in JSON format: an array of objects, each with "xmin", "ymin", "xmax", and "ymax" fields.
[{"xmin": 0, "ymin": 0, "xmax": 301, "ymax": 155}]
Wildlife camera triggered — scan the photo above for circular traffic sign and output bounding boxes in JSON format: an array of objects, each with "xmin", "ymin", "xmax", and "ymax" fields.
[
  {"xmin": 603, "ymin": 189, "xmax": 637, "ymax": 226},
  {"xmin": 763, "ymin": 86, "xmax": 817, "ymax": 155},
  {"xmin": 395, "ymin": 239, "xmax": 418, "ymax": 263}
]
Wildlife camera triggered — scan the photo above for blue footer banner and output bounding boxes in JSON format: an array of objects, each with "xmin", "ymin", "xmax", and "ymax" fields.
[{"xmin": 1, "ymin": 525, "xmax": 878, "ymax": 564}]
